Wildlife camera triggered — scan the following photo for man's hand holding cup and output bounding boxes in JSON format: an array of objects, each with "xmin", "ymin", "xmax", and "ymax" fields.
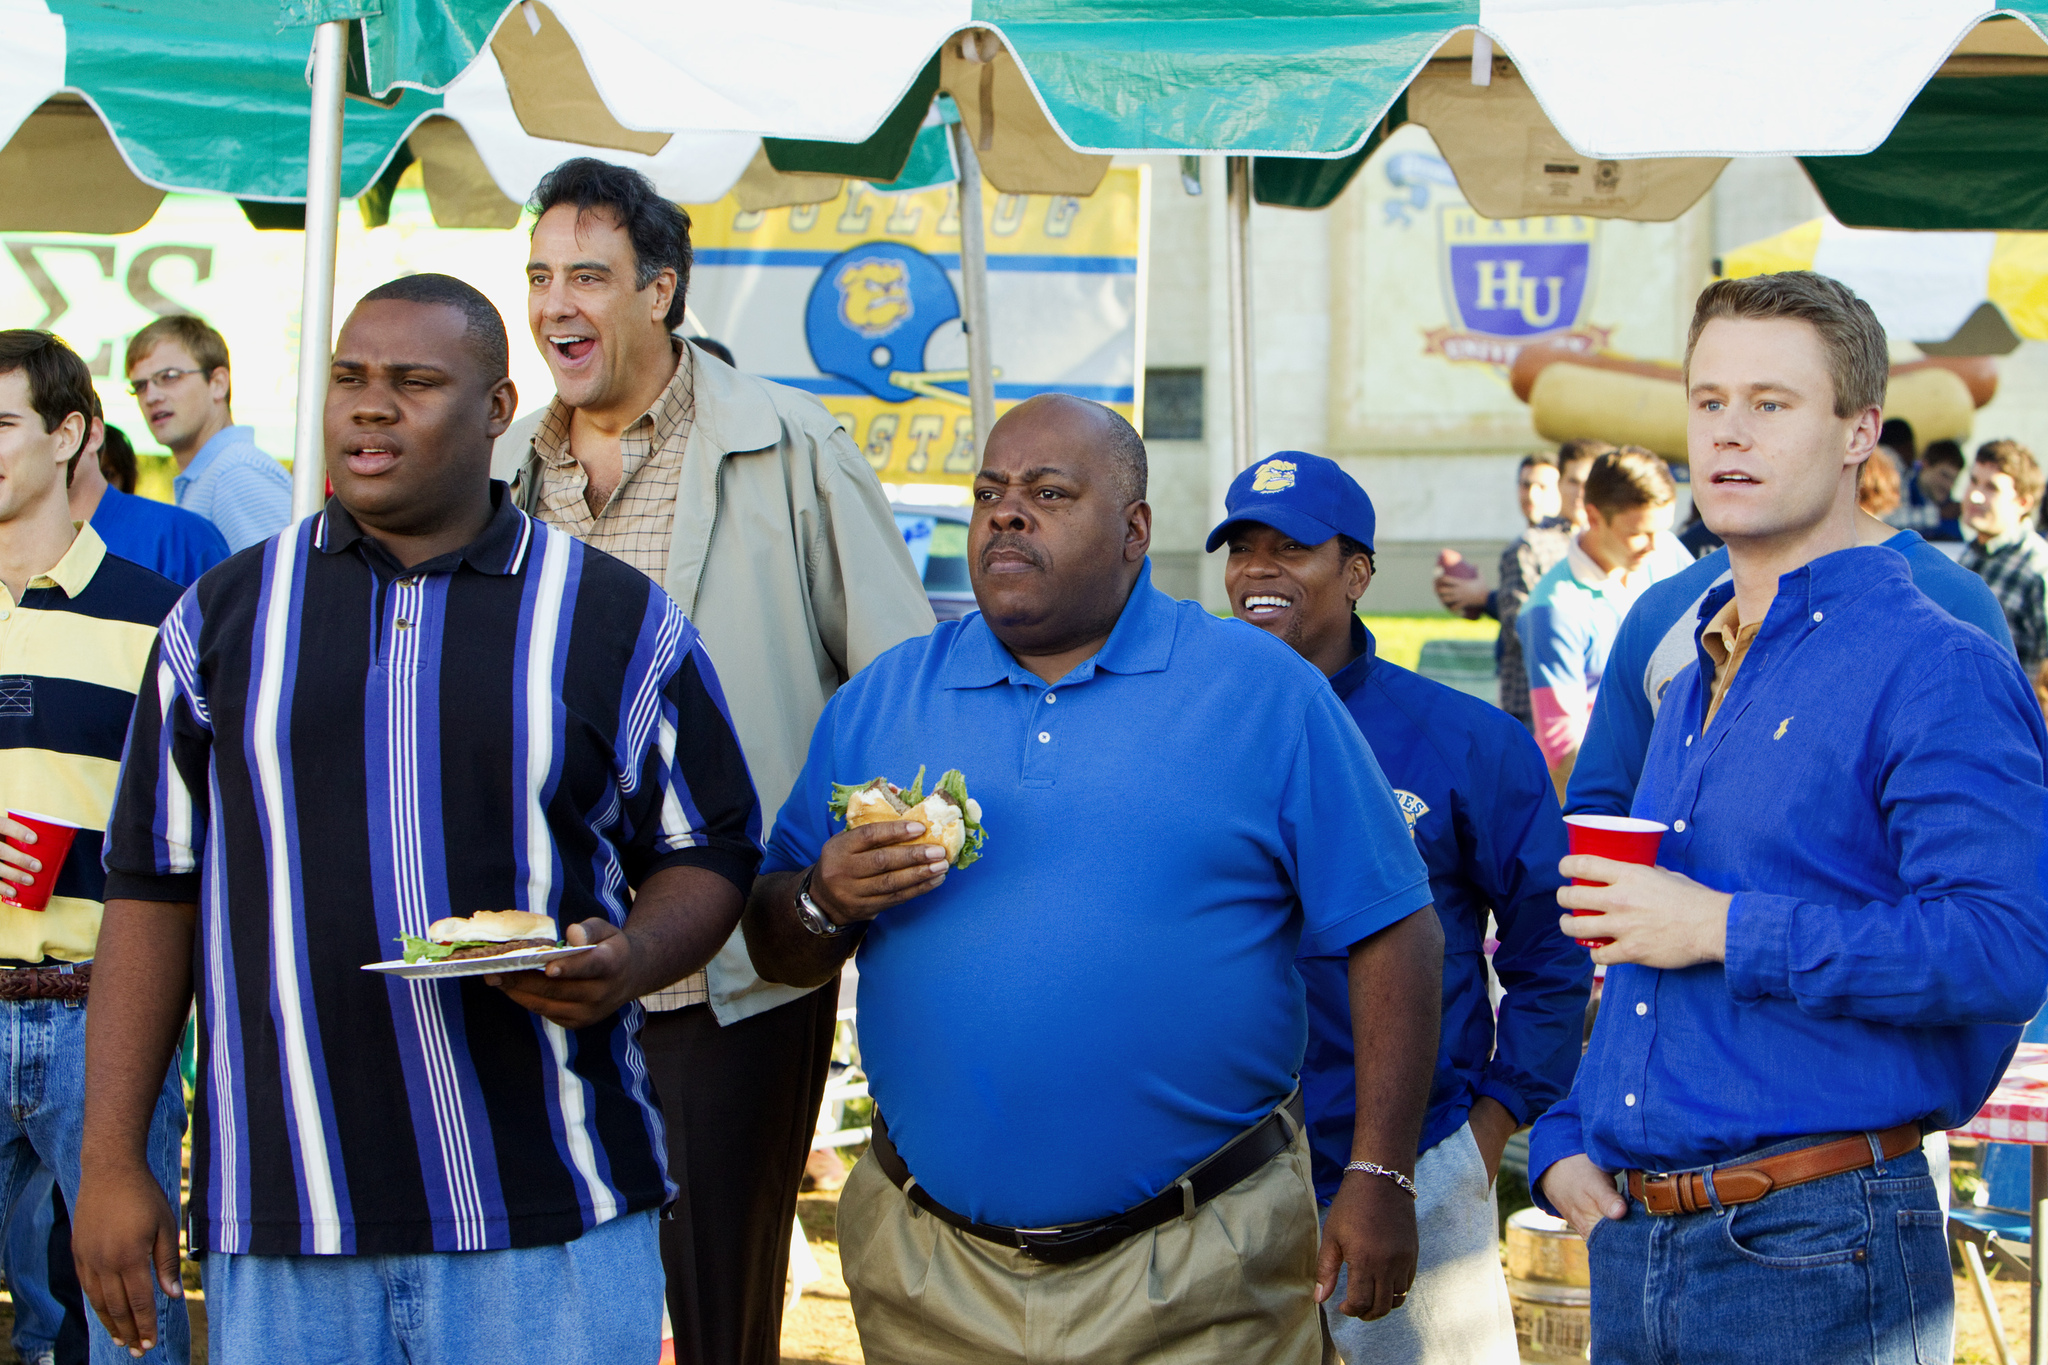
[{"xmin": 1557, "ymin": 815, "xmax": 1732, "ymax": 970}]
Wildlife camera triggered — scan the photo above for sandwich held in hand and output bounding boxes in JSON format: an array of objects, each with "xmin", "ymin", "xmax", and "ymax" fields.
[
  {"xmin": 401, "ymin": 910, "xmax": 562, "ymax": 964},
  {"xmin": 829, "ymin": 767, "xmax": 986, "ymax": 868}
]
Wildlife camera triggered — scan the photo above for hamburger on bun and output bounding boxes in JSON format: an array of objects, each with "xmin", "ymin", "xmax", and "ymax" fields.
[
  {"xmin": 829, "ymin": 767, "xmax": 986, "ymax": 868},
  {"xmin": 400, "ymin": 910, "xmax": 561, "ymax": 964}
]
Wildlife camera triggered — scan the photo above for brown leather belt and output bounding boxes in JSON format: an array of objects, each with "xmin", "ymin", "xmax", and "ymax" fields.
[
  {"xmin": 1627, "ymin": 1122, "xmax": 1921, "ymax": 1216},
  {"xmin": 0, "ymin": 965, "xmax": 90, "ymax": 1002}
]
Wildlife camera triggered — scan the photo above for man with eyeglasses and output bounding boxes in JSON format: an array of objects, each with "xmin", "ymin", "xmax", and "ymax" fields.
[{"xmin": 124, "ymin": 316, "xmax": 290, "ymax": 553}]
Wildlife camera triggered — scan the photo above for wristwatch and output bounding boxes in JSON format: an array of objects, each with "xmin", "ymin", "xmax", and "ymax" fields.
[{"xmin": 795, "ymin": 868, "xmax": 844, "ymax": 937}]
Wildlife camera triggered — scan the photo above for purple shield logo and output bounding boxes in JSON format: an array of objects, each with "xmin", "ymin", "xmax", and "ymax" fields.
[{"xmin": 1442, "ymin": 210, "xmax": 1594, "ymax": 339}]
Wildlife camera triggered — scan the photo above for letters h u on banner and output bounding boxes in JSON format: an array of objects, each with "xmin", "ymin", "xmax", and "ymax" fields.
[{"xmin": 1442, "ymin": 209, "xmax": 1594, "ymax": 340}]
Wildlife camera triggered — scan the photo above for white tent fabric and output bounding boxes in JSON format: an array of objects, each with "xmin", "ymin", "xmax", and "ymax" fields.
[
  {"xmin": 0, "ymin": 0, "xmax": 69, "ymax": 153},
  {"xmin": 508, "ymin": 1, "xmax": 2046, "ymax": 162},
  {"xmin": 531, "ymin": 0, "xmax": 969, "ymax": 139},
  {"xmin": 439, "ymin": 50, "xmax": 760, "ymax": 206},
  {"xmin": 1483, "ymin": 0, "xmax": 2032, "ymax": 159},
  {"xmin": 1810, "ymin": 221, "xmax": 2001, "ymax": 342}
]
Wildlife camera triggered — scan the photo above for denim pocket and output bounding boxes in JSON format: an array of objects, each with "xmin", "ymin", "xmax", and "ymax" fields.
[
  {"xmin": 1895, "ymin": 1208, "xmax": 1953, "ymax": 1365},
  {"xmin": 1721, "ymin": 1179, "xmax": 1870, "ymax": 1267}
]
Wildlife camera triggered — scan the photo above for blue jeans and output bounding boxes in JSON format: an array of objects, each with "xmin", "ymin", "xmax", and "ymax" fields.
[
  {"xmin": 203, "ymin": 1208, "xmax": 664, "ymax": 1364},
  {"xmin": 0, "ymin": 997, "xmax": 188, "ymax": 1365},
  {"xmin": 5, "ymin": 1162, "xmax": 85, "ymax": 1363},
  {"xmin": 1588, "ymin": 1137, "xmax": 1953, "ymax": 1364}
]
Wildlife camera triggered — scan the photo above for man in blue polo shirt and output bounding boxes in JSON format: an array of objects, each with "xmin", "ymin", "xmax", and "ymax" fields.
[
  {"xmin": 741, "ymin": 395, "xmax": 1442, "ymax": 1365},
  {"xmin": 1533, "ymin": 271, "xmax": 2048, "ymax": 1362},
  {"xmin": 1214, "ymin": 452, "xmax": 1588, "ymax": 1365}
]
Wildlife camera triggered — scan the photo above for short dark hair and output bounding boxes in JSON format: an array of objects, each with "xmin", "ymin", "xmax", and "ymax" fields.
[
  {"xmin": 0, "ymin": 330, "xmax": 95, "ymax": 446},
  {"xmin": 1336, "ymin": 532, "xmax": 1375, "ymax": 573},
  {"xmin": 1584, "ymin": 445, "xmax": 1676, "ymax": 518},
  {"xmin": 1879, "ymin": 417, "xmax": 1917, "ymax": 462},
  {"xmin": 1977, "ymin": 439, "xmax": 2045, "ymax": 507},
  {"xmin": 99, "ymin": 422, "xmax": 138, "ymax": 494},
  {"xmin": 1099, "ymin": 403, "xmax": 1147, "ymax": 506},
  {"xmin": 1519, "ymin": 450, "xmax": 1560, "ymax": 474},
  {"xmin": 1686, "ymin": 272, "xmax": 1888, "ymax": 418},
  {"xmin": 1556, "ymin": 438, "xmax": 1614, "ymax": 471},
  {"xmin": 1921, "ymin": 438, "xmax": 1965, "ymax": 471},
  {"xmin": 531, "ymin": 158, "xmax": 692, "ymax": 330},
  {"xmin": 690, "ymin": 337, "xmax": 734, "ymax": 368},
  {"xmin": 358, "ymin": 274, "xmax": 510, "ymax": 381}
]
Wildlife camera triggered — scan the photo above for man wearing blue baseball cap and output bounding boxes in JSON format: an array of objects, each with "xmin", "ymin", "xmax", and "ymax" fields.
[{"xmin": 1211, "ymin": 452, "xmax": 1591, "ymax": 1365}]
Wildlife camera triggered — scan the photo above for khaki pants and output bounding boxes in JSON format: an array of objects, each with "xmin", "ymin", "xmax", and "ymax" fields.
[{"xmin": 838, "ymin": 1129, "xmax": 1334, "ymax": 1365}]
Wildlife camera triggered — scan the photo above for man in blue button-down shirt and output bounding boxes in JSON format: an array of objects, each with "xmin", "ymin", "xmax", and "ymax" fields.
[
  {"xmin": 1214, "ymin": 452, "xmax": 1589, "ymax": 1365},
  {"xmin": 1532, "ymin": 271, "xmax": 2048, "ymax": 1364},
  {"xmin": 124, "ymin": 316, "xmax": 291, "ymax": 553},
  {"xmin": 742, "ymin": 396, "xmax": 1443, "ymax": 1365}
]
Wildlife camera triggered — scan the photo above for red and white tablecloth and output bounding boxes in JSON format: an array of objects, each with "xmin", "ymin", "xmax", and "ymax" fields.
[{"xmin": 1951, "ymin": 1042, "xmax": 2048, "ymax": 1144}]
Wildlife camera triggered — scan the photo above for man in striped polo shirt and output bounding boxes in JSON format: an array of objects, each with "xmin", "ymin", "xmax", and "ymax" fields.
[
  {"xmin": 0, "ymin": 330, "xmax": 190, "ymax": 1364},
  {"xmin": 76, "ymin": 276, "xmax": 762, "ymax": 1363}
]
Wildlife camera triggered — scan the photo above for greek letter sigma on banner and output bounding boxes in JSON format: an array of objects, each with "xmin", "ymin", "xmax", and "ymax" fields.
[{"xmin": 684, "ymin": 168, "xmax": 1149, "ymax": 486}]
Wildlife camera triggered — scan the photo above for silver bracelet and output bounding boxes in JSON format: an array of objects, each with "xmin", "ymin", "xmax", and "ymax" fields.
[{"xmin": 1345, "ymin": 1161, "xmax": 1418, "ymax": 1198}]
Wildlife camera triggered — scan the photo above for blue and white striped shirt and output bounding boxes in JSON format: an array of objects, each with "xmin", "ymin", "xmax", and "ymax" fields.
[
  {"xmin": 105, "ymin": 487, "xmax": 762, "ymax": 1255},
  {"xmin": 171, "ymin": 424, "xmax": 292, "ymax": 554}
]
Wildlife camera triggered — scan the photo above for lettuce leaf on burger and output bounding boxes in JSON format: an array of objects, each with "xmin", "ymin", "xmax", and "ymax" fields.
[
  {"xmin": 828, "ymin": 766, "xmax": 986, "ymax": 868},
  {"xmin": 400, "ymin": 910, "xmax": 562, "ymax": 964}
]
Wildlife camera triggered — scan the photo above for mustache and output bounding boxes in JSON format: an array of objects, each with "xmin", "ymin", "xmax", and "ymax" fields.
[{"xmin": 979, "ymin": 532, "xmax": 1048, "ymax": 572}]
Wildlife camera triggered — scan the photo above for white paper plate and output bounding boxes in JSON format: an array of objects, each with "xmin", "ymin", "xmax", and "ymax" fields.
[{"xmin": 360, "ymin": 944, "xmax": 595, "ymax": 980}]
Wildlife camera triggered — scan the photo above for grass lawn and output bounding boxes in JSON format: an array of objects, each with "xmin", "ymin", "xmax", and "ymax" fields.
[{"xmin": 1360, "ymin": 613, "xmax": 1500, "ymax": 673}]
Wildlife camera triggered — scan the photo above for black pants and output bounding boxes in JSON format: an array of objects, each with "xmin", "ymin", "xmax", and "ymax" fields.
[{"xmin": 643, "ymin": 978, "xmax": 840, "ymax": 1365}]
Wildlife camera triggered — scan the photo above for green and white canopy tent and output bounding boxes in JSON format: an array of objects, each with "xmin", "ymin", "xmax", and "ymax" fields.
[
  {"xmin": 12, "ymin": 0, "xmax": 2048, "ymax": 502},
  {"xmin": 297, "ymin": 0, "xmax": 2048, "ymax": 482}
]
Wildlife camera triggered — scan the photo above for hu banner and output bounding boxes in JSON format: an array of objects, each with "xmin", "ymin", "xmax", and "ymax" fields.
[{"xmin": 683, "ymin": 167, "xmax": 1149, "ymax": 487}]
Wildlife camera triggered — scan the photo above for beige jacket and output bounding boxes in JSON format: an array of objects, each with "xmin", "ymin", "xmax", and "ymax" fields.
[{"xmin": 497, "ymin": 346, "xmax": 935, "ymax": 1023}]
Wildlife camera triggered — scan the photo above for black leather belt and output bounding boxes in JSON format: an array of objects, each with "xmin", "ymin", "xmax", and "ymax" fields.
[{"xmin": 867, "ymin": 1090, "xmax": 1304, "ymax": 1265}]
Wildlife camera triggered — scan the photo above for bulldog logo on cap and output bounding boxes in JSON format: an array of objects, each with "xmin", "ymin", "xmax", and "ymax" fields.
[{"xmin": 1251, "ymin": 459, "xmax": 1297, "ymax": 493}]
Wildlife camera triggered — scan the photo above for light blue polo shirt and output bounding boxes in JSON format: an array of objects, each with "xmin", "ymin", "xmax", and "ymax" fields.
[
  {"xmin": 172, "ymin": 424, "xmax": 292, "ymax": 553},
  {"xmin": 763, "ymin": 562, "xmax": 1432, "ymax": 1227}
]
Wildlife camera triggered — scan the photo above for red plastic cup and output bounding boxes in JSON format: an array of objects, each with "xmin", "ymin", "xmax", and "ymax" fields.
[
  {"xmin": 1562, "ymin": 814, "xmax": 1667, "ymax": 947},
  {"xmin": 2, "ymin": 811, "xmax": 80, "ymax": 911}
]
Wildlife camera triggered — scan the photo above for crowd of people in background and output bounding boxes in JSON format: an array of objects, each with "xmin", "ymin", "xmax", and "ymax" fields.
[
  {"xmin": 1446, "ymin": 418, "xmax": 2048, "ymax": 740},
  {"xmin": 0, "ymin": 151, "xmax": 2043, "ymax": 1365}
]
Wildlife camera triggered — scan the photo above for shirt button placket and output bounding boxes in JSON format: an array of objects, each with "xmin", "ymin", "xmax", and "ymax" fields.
[{"xmin": 1023, "ymin": 688, "xmax": 1059, "ymax": 783}]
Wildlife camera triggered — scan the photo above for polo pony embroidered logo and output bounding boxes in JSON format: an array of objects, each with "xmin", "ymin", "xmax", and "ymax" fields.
[
  {"xmin": 1774, "ymin": 717, "xmax": 1792, "ymax": 740},
  {"xmin": 1251, "ymin": 460, "xmax": 1297, "ymax": 493},
  {"xmin": 1393, "ymin": 789, "xmax": 1429, "ymax": 838}
]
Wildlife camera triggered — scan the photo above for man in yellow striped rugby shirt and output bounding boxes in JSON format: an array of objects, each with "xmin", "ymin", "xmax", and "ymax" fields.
[{"xmin": 0, "ymin": 330, "xmax": 189, "ymax": 1364}]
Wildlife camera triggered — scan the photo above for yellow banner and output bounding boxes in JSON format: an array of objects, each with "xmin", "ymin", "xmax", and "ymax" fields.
[{"xmin": 683, "ymin": 166, "xmax": 1148, "ymax": 486}]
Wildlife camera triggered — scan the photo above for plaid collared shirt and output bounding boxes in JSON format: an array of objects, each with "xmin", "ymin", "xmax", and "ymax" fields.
[
  {"xmin": 1962, "ymin": 525, "xmax": 2048, "ymax": 667},
  {"xmin": 531, "ymin": 346, "xmax": 710, "ymax": 1010},
  {"xmin": 1495, "ymin": 521, "xmax": 1572, "ymax": 727}
]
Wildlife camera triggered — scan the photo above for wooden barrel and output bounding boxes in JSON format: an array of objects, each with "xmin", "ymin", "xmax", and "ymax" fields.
[{"xmin": 1505, "ymin": 1208, "xmax": 1590, "ymax": 1363}]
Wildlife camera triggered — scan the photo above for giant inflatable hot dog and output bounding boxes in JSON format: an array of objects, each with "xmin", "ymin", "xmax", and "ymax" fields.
[{"xmin": 1509, "ymin": 340, "xmax": 1998, "ymax": 460}]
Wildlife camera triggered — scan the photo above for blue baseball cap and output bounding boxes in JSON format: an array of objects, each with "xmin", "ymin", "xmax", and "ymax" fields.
[{"xmin": 1204, "ymin": 451, "xmax": 1376, "ymax": 553}]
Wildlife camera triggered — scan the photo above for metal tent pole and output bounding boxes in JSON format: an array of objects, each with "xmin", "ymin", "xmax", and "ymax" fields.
[
  {"xmin": 291, "ymin": 19, "xmax": 347, "ymax": 520},
  {"xmin": 950, "ymin": 121, "xmax": 996, "ymax": 463},
  {"xmin": 2033, "ymin": 1146, "xmax": 2046, "ymax": 1365},
  {"xmin": 1225, "ymin": 155, "xmax": 1255, "ymax": 473}
]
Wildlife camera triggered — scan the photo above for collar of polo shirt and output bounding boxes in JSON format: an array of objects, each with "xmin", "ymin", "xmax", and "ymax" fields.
[{"xmin": 938, "ymin": 560, "xmax": 1177, "ymax": 690}]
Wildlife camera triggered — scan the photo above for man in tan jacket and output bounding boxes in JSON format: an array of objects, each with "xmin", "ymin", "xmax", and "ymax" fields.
[{"xmin": 496, "ymin": 158, "xmax": 933, "ymax": 1365}]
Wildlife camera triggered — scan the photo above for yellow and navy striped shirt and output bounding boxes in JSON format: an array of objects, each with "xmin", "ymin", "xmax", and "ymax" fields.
[{"xmin": 0, "ymin": 524, "xmax": 178, "ymax": 962}]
